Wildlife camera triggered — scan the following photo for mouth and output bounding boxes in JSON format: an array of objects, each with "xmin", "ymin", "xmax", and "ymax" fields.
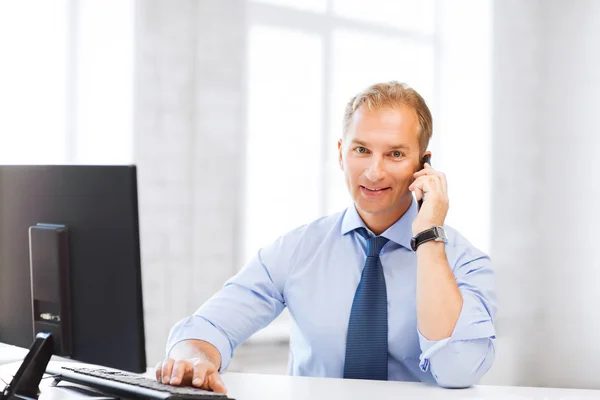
[{"xmin": 360, "ymin": 185, "xmax": 391, "ymax": 196}]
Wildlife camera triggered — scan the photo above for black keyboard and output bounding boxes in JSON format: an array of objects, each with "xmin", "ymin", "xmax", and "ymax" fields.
[{"xmin": 46, "ymin": 366, "xmax": 234, "ymax": 400}]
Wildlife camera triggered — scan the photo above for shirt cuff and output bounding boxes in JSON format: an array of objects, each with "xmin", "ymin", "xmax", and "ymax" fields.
[
  {"xmin": 166, "ymin": 315, "xmax": 234, "ymax": 371},
  {"xmin": 417, "ymin": 300, "xmax": 495, "ymax": 372},
  {"xmin": 417, "ymin": 332, "xmax": 450, "ymax": 372}
]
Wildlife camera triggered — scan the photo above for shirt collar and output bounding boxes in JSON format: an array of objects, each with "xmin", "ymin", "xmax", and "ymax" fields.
[{"xmin": 341, "ymin": 197, "xmax": 417, "ymax": 250}]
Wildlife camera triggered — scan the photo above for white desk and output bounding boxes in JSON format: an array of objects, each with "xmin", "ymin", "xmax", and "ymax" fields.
[
  {"xmin": 0, "ymin": 342, "xmax": 27, "ymax": 365},
  {"xmin": 220, "ymin": 373, "xmax": 600, "ymax": 399},
  {"xmin": 2, "ymin": 343, "xmax": 600, "ymax": 399}
]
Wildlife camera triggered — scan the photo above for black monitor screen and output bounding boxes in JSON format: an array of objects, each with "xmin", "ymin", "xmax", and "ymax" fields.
[{"xmin": 0, "ymin": 165, "xmax": 146, "ymax": 372}]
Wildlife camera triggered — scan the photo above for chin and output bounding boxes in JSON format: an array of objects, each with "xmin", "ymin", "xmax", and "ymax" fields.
[{"xmin": 355, "ymin": 200, "xmax": 393, "ymax": 215}]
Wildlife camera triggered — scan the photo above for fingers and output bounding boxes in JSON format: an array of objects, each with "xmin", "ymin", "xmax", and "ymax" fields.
[
  {"xmin": 192, "ymin": 360, "xmax": 208, "ymax": 387},
  {"xmin": 207, "ymin": 371, "xmax": 227, "ymax": 394},
  {"xmin": 161, "ymin": 358, "xmax": 175, "ymax": 384},
  {"xmin": 409, "ymin": 174, "xmax": 444, "ymax": 195},
  {"xmin": 192, "ymin": 360, "xmax": 227, "ymax": 393},
  {"xmin": 413, "ymin": 167, "xmax": 444, "ymax": 181},
  {"xmin": 413, "ymin": 162, "xmax": 434, "ymax": 177},
  {"xmin": 156, "ymin": 357, "xmax": 226, "ymax": 393},
  {"xmin": 155, "ymin": 361, "xmax": 163, "ymax": 382},
  {"xmin": 413, "ymin": 165, "xmax": 447, "ymax": 193},
  {"xmin": 413, "ymin": 185, "xmax": 423, "ymax": 202},
  {"xmin": 169, "ymin": 360, "xmax": 188, "ymax": 386},
  {"xmin": 192, "ymin": 359, "xmax": 218, "ymax": 388}
]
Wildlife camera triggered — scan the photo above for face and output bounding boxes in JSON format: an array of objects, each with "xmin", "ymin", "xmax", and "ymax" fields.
[{"xmin": 338, "ymin": 105, "xmax": 426, "ymax": 223}]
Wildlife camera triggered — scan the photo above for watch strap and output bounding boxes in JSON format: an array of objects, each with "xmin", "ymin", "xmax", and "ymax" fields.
[{"xmin": 410, "ymin": 226, "xmax": 446, "ymax": 251}]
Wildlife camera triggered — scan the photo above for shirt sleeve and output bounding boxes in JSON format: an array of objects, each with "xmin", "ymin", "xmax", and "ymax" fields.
[
  {"xmin": 417, "ymin": 244, "xmax": 497, "ymax": 388},
  {"xmin": 165, "ymin": 235, "xmax": 291, "ymax": 371}
]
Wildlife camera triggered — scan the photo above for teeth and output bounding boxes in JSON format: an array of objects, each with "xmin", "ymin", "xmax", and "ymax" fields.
[{"xmin": 366, "ymin": 187, "xmax": 384, "ymax": 191}]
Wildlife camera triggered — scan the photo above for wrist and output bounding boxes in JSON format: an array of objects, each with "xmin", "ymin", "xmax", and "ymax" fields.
[
  {"xmin": 412, "ymin": 222, "xmax": 441, "ymax": 236},
  {"xmin": 415, "ymin": 239, "xmax": 445, "ymax": 255},
  {"xmin": 170, "ymin": 339, "xmax": 222, "ymax": 369},
  {"xmin": 410, "ymin": 225, "xmax": 447, "ymax": 252}
]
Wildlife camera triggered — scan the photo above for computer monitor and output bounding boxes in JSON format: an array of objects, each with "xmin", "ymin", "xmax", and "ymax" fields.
[{"xmin": 0, "ymin": 165, "xmax": 146, "ymax": 373}]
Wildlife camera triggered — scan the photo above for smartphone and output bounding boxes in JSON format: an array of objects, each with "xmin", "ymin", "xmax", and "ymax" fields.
[{"xmin": 417, "ymin": 154, "xmax": 431, "ymax": 210}]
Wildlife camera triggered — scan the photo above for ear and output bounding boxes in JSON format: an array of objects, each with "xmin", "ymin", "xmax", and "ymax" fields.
[{"xmin": 337, "ymin": 139, "xmax": 344, "ymax": 171}]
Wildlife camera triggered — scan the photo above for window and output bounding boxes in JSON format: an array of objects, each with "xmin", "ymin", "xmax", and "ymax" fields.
[
  {"xmin": 0, "ymin": 0, "xmax": 133, "ymax": 165},
  {"xmin": 332, "ymin": 0, "xmax": 435, "ymax": 33},
  {"xmin": 245, "ymin": 1, "xmax": 437, "ymax": 262},
  {"xmin": 0, "ymin": 1, "xmax": 69, "ymax": 164},
  {"xmin": 252, "ymin": 0, "xmax": 327, "ymax": 14},
  {"xmin": 74, "ymin": 0, "xmax": 134, "ymax": 164},
  {"xmin": 244, "ymin": 25, "xmax": 323, "ymax": 262}
]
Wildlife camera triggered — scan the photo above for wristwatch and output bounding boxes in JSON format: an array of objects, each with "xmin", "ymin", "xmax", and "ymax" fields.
[{"xmin": 410, "ymin": 226, "xmax": 448, "ymax": 251}]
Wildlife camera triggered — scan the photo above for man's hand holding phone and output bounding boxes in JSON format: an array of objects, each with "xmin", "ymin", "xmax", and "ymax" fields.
[{"xmin": 409, "ymin": 160, "xmax": 449, "ymax": 236}]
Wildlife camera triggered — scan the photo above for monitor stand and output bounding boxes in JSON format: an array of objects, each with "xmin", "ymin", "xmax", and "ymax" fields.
[
  {"xmin": 1, "ymin": 333, "xmax": 53, "ymax": 400},
  {"xmin": 0, "ymin": 334, "xmax": 117, "ymax": 400}
]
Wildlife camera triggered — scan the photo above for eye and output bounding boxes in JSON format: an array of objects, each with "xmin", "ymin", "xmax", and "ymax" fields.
[
  {"xmin": 356, "ymin": 146, "xmax": 367, "ymax": 154},
  {"xmin": 391, "ymin": 151, "xmax": 403, "ymax": 158}
]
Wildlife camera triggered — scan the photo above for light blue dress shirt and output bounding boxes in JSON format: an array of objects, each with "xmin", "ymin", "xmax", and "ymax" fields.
[{"xmin": 167, "ymin": 198, "xmax": 496, "ymax": 388}]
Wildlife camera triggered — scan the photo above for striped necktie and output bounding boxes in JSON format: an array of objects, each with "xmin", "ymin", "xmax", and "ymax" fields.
[{"xmin": 343, "ymin": 228, "xmax": 390, "ymax": 380}]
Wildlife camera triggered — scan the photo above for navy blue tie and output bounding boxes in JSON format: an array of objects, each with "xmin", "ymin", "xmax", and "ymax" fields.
[{"xmin": 343, "ymin": 228, "xmax": 390, "ymax": 380}]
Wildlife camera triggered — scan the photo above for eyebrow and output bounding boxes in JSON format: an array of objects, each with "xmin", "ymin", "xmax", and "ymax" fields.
[
  {"xmin": 388, "ymin": 144, "xmax": 411, "ymax": 151},
  {"xmin": 350, "ymin": 140, "xmax": 410, "ymax": 151}
]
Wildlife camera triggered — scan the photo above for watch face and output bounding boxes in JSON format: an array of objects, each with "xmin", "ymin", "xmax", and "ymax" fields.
[{"xmin": 434, "ymin": 226, "xmax": 448, "ymax": 242}]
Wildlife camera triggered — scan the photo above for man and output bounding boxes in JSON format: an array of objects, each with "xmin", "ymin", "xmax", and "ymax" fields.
[{"xmin": 155, "ymin": 81, "xmax": 496, "ymax": 393}]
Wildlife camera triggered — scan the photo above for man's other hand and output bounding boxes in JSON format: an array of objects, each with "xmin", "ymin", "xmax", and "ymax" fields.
[{"xmin": 155, "ymin": 357, "xmax": 227, "ymax": 394}]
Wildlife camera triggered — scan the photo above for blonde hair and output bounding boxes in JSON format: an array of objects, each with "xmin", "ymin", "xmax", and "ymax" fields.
[{"xmin": 342, "ymin": 81, "xmax": 432, "ymax": 154}]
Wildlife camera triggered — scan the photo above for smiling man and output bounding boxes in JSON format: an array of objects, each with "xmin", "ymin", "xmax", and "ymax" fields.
[{"xmin": 157, "ymin": 81, "xmax": 496, "ymax": 393}]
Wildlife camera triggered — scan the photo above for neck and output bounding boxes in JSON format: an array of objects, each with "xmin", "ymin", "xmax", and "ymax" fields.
[{"xmin": 356, "ymin": 195, "xmax": 413, "ymax": 236}]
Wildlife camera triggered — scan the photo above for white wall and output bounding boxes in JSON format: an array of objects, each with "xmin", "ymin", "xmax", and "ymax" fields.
[
  {"xmin": 484, "ymin": 0, "xmax": 600, "ymax": 389},
  {"xmin": 482, "ymin": 0, "xmax": 543, "ymax": 386},
  {"xmin": 536, "ymin": 0, "xmax": 600, "ymax": 389}
]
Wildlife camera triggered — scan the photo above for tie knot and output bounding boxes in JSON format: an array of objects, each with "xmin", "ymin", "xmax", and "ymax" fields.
[
  {"xmin": 356, "ymin": 228, "xmax": 389, "ymax": 257},
  {"xmin": 367, "ymin": 236, "xmax": 389, "ymax": 257}
]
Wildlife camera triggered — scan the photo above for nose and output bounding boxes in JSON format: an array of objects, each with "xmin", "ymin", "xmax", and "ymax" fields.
[{"xmin": 365, "ymin": 156, "xmax": 385, "ymax": 182}]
